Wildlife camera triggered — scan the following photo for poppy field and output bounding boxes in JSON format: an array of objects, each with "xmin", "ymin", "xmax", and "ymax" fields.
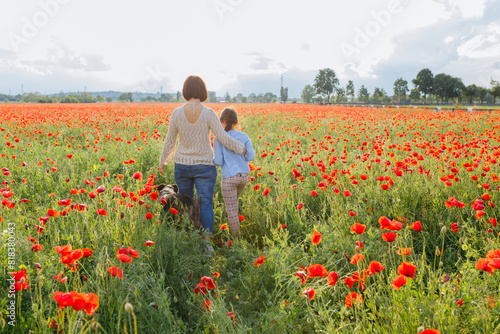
[{"xmin": 2, "ymin": 103, "xmax": 500, "ymax": 333}]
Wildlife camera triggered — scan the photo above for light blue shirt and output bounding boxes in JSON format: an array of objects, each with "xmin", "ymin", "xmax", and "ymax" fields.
[{"xmin": 214, "ymin": 130, "xmax": 255, "ymax": 179}]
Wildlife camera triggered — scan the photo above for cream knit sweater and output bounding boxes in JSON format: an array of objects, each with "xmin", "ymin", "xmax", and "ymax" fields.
[{"xmin": 159, "ymin": 105, "xmax": 246, "ymax": 168}]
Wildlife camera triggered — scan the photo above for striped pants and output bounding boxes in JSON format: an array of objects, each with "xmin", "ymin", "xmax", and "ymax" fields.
[{"xmin": 221, "ymin": 173, "xmax": 248, "ymax": 236}]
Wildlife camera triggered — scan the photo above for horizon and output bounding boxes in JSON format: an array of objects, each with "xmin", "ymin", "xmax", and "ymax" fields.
[{"xmin": 1, "ymin": 0, "xmax": 499, "ymax": 97}]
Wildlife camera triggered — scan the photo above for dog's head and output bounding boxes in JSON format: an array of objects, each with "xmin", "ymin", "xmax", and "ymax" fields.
[{"xmin": 157, "ymin": 184, "xmax": 179, "ymax": 198}]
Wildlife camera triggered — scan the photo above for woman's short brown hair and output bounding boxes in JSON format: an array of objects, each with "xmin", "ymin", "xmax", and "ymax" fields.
[{"xmin": 182, "ymin": 76, "xmax": 208, "ymax": 102}]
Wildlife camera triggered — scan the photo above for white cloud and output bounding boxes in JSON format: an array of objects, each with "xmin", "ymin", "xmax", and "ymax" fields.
[{"xmin": 0, "ymin": 0, "xmax": 497, "ymax": 95}]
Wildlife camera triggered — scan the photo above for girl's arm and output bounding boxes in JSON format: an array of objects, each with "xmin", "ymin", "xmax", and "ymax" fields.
[
  {"xmin": 213, "ymin": 138, "xmax": 224, "ymax": 166},
  {"xmin": 208, "ymin": 110, "xmax": 245, "ymax": 154},
  {"xmin": 158, "ymin": 111, "xmax": 178, "ymax": 170},
  {"xmin": 245, "ymin": 136, "xmax": 256, "ymax": 162}
]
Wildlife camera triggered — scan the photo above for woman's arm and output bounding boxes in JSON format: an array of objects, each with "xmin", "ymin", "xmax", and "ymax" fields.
[
  {"xmin": 158, "ymin": 112, "xmax": 179, "ymax": 170},
  {"xmin": 208, "ymin": 110, "xmax": 245, "ymax": 154},
  {"xmin": 213, "ymin": 138, "xmax": 224, "ymax": 166},
  {"xmin": 244, "ymin": 136, "xmax": 256, "ymax": 162}
]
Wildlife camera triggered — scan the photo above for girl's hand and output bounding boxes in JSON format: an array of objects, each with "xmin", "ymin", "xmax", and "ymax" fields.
[{"xmin": 158, "ymin": 166, "xmax": 165, "ymax": 175}]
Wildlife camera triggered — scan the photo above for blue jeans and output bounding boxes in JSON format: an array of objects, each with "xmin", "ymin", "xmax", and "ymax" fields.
[{"xmin": 174, "ymin": 164, "xmax": 217, "ymax": 233}]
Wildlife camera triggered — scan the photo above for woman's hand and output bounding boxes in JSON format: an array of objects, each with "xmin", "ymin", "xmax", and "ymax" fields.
[{"xmin": 158, "ymin": 165, "xmax": 165, "ymax": 175}]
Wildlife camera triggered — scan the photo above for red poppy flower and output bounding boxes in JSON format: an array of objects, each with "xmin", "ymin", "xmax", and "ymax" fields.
[
  {"xmin": 409, "ymin": 221, "xmax": 422, "ymax": 231},
  {"xmin": 343, "ymin": 190, "xmax": 352, "ymax": 197},
  {"xmin": 54, "ymin": 245, "xmax": 72, "ymax": 254},
  {"xmin": 310, "ymin": 190, "xmax": 318, "ymax": 197},
  {"xmin": 392, "ymin": 275, "xmax": 407, "ymax": 290},
  {"xmin": 194, "ymin": 283, "xmax": 207, "ymax": 295},
  {"xmin": 487, "ymin": 249, "xmax": 500, "ymax": 259},
  {"xmin": 451, "ymin": 223, "xmax": 459, "ymax": 233},
  {"xmin": 150, "ymin": 192, "xmax": 158, "ymax": 201},
  {"xmin": 349, "ymin": 210, "xmax": 357, "ymax": 217},
  {"xmin": 253, "ymin": 255, "xmax": 266, "ymax": 267},
  {"xmin": 382, "ymin": 232, "xmax": 397, "ymax": 242},
  {"xmin": 488, "ymin": 218, "xmax": 497, "ymax": 227},
  {"xmin": 31, "ymin": 243, "xmax": 43, "ymax": 252},
  {"xmin": 262, "ymin": 187, "xmax": 271, "ymax": 196},
  {"xmin": 350, "ymin": 223, "xmax": 366, "ymax": 234},
  {"xmin": 213, "ymin": 271, "xmax": 220, "ymax": 278},
  {"xmin": 302, "ymin": 288, "xmax": 315, "ymax": 300},
  {"xmin": 133, "ymin": 172, "xmax": 143, "ymax": 180},
  {"xmin": 116, "ymin": 253, "xmax": 132, "ymax": 263},
  {"xmin": 47, "ymin": 209, "xmax": 59, "ymax": 217},
  {"xmin": 327, "ymin": 271, "xmax": 338, "ymax": 286},
  {"xmin": 96, "ymin": 209, "xmax": 107, "ymax": 216},
  {"xmin": 82, "ymin": 248, "xmax": 93, "ymax": 257},
  {"xmin": 420, "ymin": 330, "xmax": 440, "ymax": 334},
  {"xmin": 170, "ymin": 208, "xmax": 179, "ymax": 215},
  {"xmin": 53, "ymin": 292, "xmax": 74, "ymax": 309},
  {"xmin": 201, "ymin": 276, "xmax": 216, "ymax": 289},
  {"xmin": 297, "ymin": 203, "xmax": 303, "ymax": 210},
  {"xmin": 144, "ymin": 240, "xmax": 155, "ymax": 247},
  {"xmin": 476, "ymin": 258, "xmax": 494, "ymax": 275},
  {"xmin": 307, "ymin": 264, "xmax": 328, "ymax": 278},
  {"xmin": 254, "ymin": 184, "xmax": 261, "ymax": 191},
  {"xmin": 295, "ymin": 270, "xmax": 308, "ymax": 284},
  {"xmin": 345, "ymin": 292, "xmax": 362, "ymax": 308},
  {"xmin": 281, "ymin": 224, "xmax": 287, "ymax": 229},
  {"xmin": 226, "ymin": 311, "xmax": 236, "ymax": 321},
  {"xmin": 397, "ymin": 262, "xmax": 416, "ymax": 279},
  {"xmin": 350, "ymin": 253, "xmax": 365, "ymax": 265},
  {"xmin": 368, "ymin": 261, "xmax": 384, "ymax": 274},
  {"xmin": 238, "ymin": 214, "xmax": 245, "ymax": 221},
  {"xmin": 457, "ymin": 299, "xmax": 463, "ymax": 306},
  {"xmin": 397, "ymin": 247, "xmax": 412, "ymax": 255},
  {"xmin": 311, "ymin": 231, "xmax": 322, "ymax": 245},
  {"xmin": 145, "ymin": 212, "xmax": 153, "ymax": 220},
  {"xmin": 107, "ymin": 266, "xmax": 123, "ymax": 280},
  {"xmin": 202, "ymin": 299, "xmax": 211, "ymax": 310}
]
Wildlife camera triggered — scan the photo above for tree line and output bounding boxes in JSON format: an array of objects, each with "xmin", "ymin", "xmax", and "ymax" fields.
[{"xmin": 302, "ymin": 68, "xmax": 500, "ymax": 105}]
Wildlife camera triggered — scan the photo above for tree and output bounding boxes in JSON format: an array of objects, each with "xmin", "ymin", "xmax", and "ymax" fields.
[
  {"xmin": 106, "ymin": 97, "xmax": 113, "ymax": 103},
  {"xmin": 301, "ymin": 85, "xmax": 315, "ymax": 104},
  {"xmin": 314, "ymin": 68, "xmax": 339, "ymax": 103},
  {"xmin": 118, "ymin": 92, "xmax": 133, "ymax": 102},
  {"xmin": 477, "ymin": 87, "xmax": 488, "ymax": 104},
  {"xmin": 280, "ymin": 87, "xmax": 288, "ymax": 103},
  {"xmin": 263, "ymin": 92, "xmax": 277, "ymax": 103},
  {"xmin": 241, "ymin": 96, "xmax": 248, "ymax": 103},
  {"xmin": 412, "ymin": 68, "xmax": 434, "ymax": 104},
  {"xmin": 209, "ymin": 91, "xmax": 217, "ymax": 103},
  {"xmin": 372, "ymin": 87, "xmax": 385, "ymax": 102},
  {"xmin": 433, "ymin": 74, "xmax": 464, "ymax": 103},
  {"xmin": 176, "ymin": 91, "xmax": 182, "ymax": 102},
  {"xmin": 224, "ymin": 92, "xmax": 231, "ymax": 102},
  {"xmin": 358, "ymin": 85, "xmax": 369, "ymax": 102},
  {"xmin": 464, "ymin": 84, "xmax": 478, "ymax": 104},
  {"xmin": 346, "ymin": 80, "xmax": 355, "ymax": 102},
  {"xmin": 335, "ymin": 87, "xmax": 346, "ymax": 103},
  {"xmin": 409, "ymin": 89, "xmax": 420, "ymax": 103},
  {"xmin": 491, "ymin": 80, "xmax": 500, "ymax": 104},
  {"xmin": 96, "ymin": 95, "xmax": 105, "ymax": 103},
  {"xmin": 393, "ymin": 78, "xmax": 409, "ymax": 103}
]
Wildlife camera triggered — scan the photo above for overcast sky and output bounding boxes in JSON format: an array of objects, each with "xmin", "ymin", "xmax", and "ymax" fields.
[{"xmin": 1, "ymin": 0, "xmax": 499, "ymax": 97}]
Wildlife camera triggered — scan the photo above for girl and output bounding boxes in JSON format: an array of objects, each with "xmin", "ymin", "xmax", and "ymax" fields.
[{"xmin": 213, "ymin": 107, "xmax": 255, "ymax": 237}]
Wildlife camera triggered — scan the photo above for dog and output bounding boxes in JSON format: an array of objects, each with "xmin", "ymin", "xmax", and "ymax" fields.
[{"xmin": 157, "ymin": 184, "xmax": 201, "ymax": 230}]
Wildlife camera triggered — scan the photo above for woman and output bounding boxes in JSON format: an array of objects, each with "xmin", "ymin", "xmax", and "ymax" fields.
[{"xmin": 159, "ymin": 75, "xmax": 246, "ymax": 246}]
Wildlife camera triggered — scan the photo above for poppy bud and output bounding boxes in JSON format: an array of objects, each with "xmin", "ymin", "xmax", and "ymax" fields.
[
  {"xmin": 417, "ymin": 327, "xmax": 425, "ymax": 333},
  {"xmin": 439, "ymin": 261, "xmax": 443, "ymax": 268},
  {"xmin": 24, "ymin": 224, "xmax": 29, "ymax": 230},
  {"xmin": 34, "ymin": 263, "xmax": 42, "ymax": 269},
  {"xmin": 120, "ymin": 212, "xmax": 125, "ymax": 219},
  {"xmin": 20, "ymin": 277, "xmax": 25, "ymax": 285},
  {"xmin": 125, "ymin": 303, "xmax": 134, "ymax": 314},
  {"xmin": 441, "ymin": 226, "xmax": 447, "ymax": 234}
]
